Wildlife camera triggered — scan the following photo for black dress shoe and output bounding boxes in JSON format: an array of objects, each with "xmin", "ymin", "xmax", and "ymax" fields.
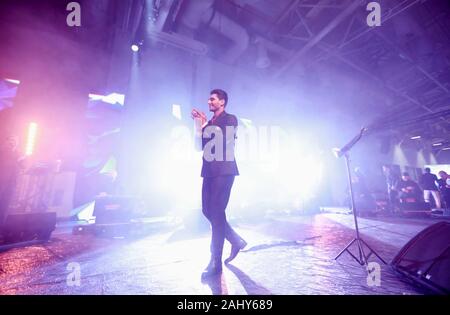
[
  {"xmin": 224, "ymin": 239, "xmax": 247, "ymax": 265},
  {"xmin": 202, "ymin": 260, "xmax": 222, "ymax": 278}
]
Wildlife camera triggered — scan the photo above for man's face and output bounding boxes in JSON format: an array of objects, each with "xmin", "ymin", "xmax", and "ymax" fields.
[
  {"xmin": 402, "ymin": 175, "xmax": 410, "ymax": 181},
  {"xmin": 439, "ymin": 172, "xmax": 447, "ymax": 179},
  {"xmin": 208, "ymin": 94, "xmax": 224, "ymax": 112}
]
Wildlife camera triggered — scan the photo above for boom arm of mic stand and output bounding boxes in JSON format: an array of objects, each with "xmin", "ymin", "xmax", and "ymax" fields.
[{"xmin": 333, "ymin": 127, "xmax": 368, "ymax": 158}]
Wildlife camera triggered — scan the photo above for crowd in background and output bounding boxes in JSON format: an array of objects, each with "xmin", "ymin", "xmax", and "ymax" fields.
[{"xmin": 353, "ymin": 165, "xmax": 450, "ymax": 213}]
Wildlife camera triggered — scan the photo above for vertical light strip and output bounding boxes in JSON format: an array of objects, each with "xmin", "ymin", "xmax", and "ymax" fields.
[{"xmin": 25, "ymin": 122, "xmax": 37, "ymax": 156}]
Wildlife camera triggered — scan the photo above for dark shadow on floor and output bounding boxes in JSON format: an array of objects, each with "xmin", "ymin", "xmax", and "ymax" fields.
[
  {"xmin": 225, "ymin": 264, "xmax": 272, "ymax": 295},
  {"xmin": 243, "ymin": 237, "xmax": 321, "ymax": 253},
  {"xmin": 201, "ymin": 273, "xmax": 229, "ymax": 295}
]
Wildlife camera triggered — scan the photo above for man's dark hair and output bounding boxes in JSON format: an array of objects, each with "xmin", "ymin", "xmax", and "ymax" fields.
[
  {"xmin": 402, "ymin": 172, "xmax": 410, "ymax": 177},
  {"xmin": 424, "ymin": 167, "xmax": 431, "ymax": 173},
  {"xmin": 210, "ymin": 89, "xmax": 228, "ymax": 106}
]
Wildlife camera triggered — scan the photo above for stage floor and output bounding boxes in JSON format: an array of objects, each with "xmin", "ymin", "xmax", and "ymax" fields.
[{"xmin": 0, "ymin": 211, "xmax": 445, "ymax": 295}]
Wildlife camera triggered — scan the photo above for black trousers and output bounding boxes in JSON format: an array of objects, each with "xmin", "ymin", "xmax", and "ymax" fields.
[{"xmin": 202, "ymin": 175, "xmax": 242, "ymax": 262}]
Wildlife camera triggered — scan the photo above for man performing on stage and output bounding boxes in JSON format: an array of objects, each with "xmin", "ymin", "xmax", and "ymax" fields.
[{"xmin": 191, "ymin": 89, "xmax": 247, "ymax": 278}]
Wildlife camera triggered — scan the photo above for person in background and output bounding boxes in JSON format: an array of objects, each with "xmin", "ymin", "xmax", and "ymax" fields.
[
  {"xmin": 419, "ymin": 168, "xmax": 441, "ymax": 209},
  {"xmin": 437, "ymin": 171, "xmax": 450, "ymax": 210},
  {"xmin": 352, "ymin": 167, "xmax": 375, "ymax": 214},
  {"xmin": 382, "ymin": 165, "xmax": 400, "ymax": 213},
  {"xmin": 397, "ymin": 172, "xmax": 422, "ymax": 201}
]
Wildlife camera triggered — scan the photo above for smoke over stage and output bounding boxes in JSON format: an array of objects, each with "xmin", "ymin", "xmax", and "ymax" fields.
[{"xmin": 0, "ymin": 0, "xmax": 450, "ymax": 299}]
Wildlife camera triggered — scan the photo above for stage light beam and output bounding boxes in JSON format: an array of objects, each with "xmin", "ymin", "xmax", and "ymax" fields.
[{"xmin": 25, "ymin": 122, "xmax": 37, "ymax": 156}]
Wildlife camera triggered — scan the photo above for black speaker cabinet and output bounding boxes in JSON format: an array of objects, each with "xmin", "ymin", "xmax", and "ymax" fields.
[
  {"xmin": 1, "ymin": 212, "xmax": 56, "ymax": 243},
  {"xmin": 391, "ymin": 221, "xmax": 450, "ymax": 294},
  {"xmin": 94, "ymin": 196, "xmax": 136, "ymax": 225}
]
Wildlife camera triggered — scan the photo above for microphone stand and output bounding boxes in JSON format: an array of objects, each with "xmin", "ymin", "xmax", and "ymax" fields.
[{"xmin": 333, "ymin": 128, "xmax": 387, "ymax": 266}]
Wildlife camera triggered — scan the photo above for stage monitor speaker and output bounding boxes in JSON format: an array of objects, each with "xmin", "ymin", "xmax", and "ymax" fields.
[
  {"xmin": 391, "ymin": 221, "xmax": 450, "ymax": 294},
  {"xmin": 94, "ymin": 196, "xmax": 137, "ymax": 225},
  {"xmin": 1, "ymin": 212, "xmax": 56, "ymax": 243}
]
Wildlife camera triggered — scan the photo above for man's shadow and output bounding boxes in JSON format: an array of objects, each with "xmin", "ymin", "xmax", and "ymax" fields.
[
  {"xmin": 201, "ymin": 264, "xmax": 272, "ymax": 295},
  {"xmin": 201, "ymin": 273, "xmax": 229, "ymax": 295},
  {"xmin": 201, "ymin": 241, "xmax": 312, "ymax": 295},
  {"xmin": 225, "ymin": 264, "xmax": 272, "ymax": 295}
]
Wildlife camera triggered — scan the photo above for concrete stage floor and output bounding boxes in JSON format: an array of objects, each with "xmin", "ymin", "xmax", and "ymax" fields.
[{"xmin": 0, "ymin": 211, "xmax": 445, "ymax": 295}]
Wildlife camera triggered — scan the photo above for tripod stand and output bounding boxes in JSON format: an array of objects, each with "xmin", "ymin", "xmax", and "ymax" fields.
[{"xmin": 333, "ymin": 128, "xmax": 386, "ymax": 266}]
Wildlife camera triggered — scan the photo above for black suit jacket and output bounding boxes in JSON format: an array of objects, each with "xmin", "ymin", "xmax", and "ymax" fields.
[{"xmin": 201, "ymin": 111, "xmax": 239, "ymax": 178}]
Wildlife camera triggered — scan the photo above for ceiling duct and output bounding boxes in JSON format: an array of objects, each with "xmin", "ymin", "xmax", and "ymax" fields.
[
  {"xmin": 390, "ymin": 9, "xmax": 433, "ymax": 62},
  {"xmin": 142, "ymin": 0, "xmax": 208, "ymax": 55},
  {"xmin": 177, "ymin": 0, "xmax": 250, "ymax": 64}
]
